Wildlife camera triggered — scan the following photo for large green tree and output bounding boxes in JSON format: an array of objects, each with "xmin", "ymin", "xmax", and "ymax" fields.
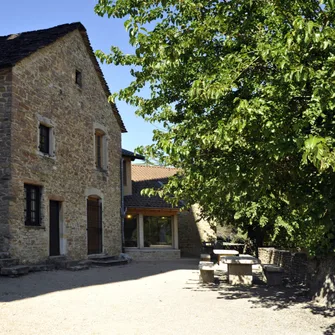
[{"xmin": 95, "ymin": 0, "xmax": 335, "ymax": 255}]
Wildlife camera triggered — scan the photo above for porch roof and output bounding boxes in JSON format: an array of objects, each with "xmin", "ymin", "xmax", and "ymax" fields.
[{"xmin": 125, "ymin": 165, "xmax": 182, "ymax": 210}]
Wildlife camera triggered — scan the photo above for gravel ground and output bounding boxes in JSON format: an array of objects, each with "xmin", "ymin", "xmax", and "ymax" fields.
[{"xmin": 0, "ymin": 258, "xmax": 334, "ymax": 335}]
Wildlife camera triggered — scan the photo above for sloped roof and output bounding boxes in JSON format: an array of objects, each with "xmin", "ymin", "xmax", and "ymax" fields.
[
  {"xmin": 0, "ymin": 22, "xmax": 126, "ymax": 132},
  {"xmin": 132, "ymin": 164, "xmax": 179, "ymax": 181},
  {"xmin": 122, "ymin": 149, "xmax": 145, "ymax": 161},
  {"xmin": 125, "ymin": 165, "xmax": 181, "ymax": 209}
]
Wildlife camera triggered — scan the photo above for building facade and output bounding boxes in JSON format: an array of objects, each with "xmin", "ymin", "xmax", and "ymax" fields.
[
  {"xmin": 0, "ymin": 23, "xmax": 126, "ymax": 263},
  {"xmin": 122, "ymin": 161, "xmax": 216, "ymax": 260}
]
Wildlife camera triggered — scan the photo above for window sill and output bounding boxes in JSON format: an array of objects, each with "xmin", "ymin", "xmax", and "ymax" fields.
[
  {"xmin": 25, "ymin": 225, "xmax": 46, "ymax": 230},
  {"xmin": 37, "ymin": 151, "xmax": 56, "ymax": 160},
  {"xmin": 95, "ymin": 167, "xmax": 108, "ymax": 174}
]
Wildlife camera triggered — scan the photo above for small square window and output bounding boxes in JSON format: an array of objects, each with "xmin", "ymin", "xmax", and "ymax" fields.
[
  {"xmin": 24, "ymin": 184, "xmax": 42, "ymax": 226},
  {"xmin": 75, "ymin": 70, "xmax": 82, "ymax": 87},
  {"xmin": 39, "ymin": 124, "xmax": 50, "ymax": 154}
]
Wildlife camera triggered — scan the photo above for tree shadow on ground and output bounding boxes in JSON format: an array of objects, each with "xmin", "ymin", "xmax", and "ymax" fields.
[
  {"xmin": 0, "ymin": 258, "xmax": 198, "ymax": 303},
  {"xmin": 184, "ymin": 271, "xmax": 335, "ymax": 335},
  {"xmin": 308, "ymin": 306, "xmax": 335, "ymax": 335},
  {"xmin": 184, "ymin": 270, "xmax": 334, "ymax": 335},
  {"xmin": 217, "ymin": 284, "xmax": 335, "ymax": 335}
]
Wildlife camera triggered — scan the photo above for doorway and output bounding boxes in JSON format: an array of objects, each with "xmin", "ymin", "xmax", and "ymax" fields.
[
  {"xmin": 49, "ymin": 200, "xmax": 60, "ymax": 256},
  {"xmin": 87, "ymin": 196, "xmax": 102, "ymax": 254}
]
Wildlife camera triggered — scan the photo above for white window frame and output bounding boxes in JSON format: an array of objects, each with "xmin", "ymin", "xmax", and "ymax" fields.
[
  {"xmin": 37, "ymin": 114, "xmax": 55, "ymax": 158},
  {"xmin": 137, "ymin": 214, "xmax": 178, "ymax": 249},
  {"xmin": 93, "ymin": 122, "xmax": 109, "ymax": 171}
]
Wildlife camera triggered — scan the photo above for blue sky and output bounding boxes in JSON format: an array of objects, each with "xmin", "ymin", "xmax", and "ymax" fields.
[{"xmin": 0, "ymin": 0, "xmax": 157, "ymax": 152}]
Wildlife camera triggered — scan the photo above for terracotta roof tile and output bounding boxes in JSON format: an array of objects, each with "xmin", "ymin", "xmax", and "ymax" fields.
[{"xmin": 132, "ymin": 164, "xmax": 179, "ymax": 181}]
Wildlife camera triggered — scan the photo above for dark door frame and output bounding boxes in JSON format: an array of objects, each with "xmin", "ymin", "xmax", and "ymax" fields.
[{"xmin": 49, "ymin": 200, "xmax": 61, "ymax": 256}]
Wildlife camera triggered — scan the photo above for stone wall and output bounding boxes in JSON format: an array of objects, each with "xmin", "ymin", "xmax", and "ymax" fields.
[
  {"xmin": 6, "ymin": 30, "xmax": 122, "ymax": 263},
  {"xmin": 258, "ymin": 247, "xmax": 308, "ymax": 283},
  {"xmin": 0, "ymin": 67, "xmax": 12, "ymax": 252},
  {"xmin": 259, "ymin": 247, "xmax": 335, "ymax": 306},
  {"xmin": 123, "ymin": 158, "xmax": 132, "ymax": 196},
  {"xmin": 178, "ymin": 204, "xmax": 216, "ymax": 257}
]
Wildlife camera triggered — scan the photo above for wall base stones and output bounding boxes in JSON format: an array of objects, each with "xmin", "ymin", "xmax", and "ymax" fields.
[
  {"xmin": 124, "ymin": 248, "xmax": 181, "ymax": 260},
  {"xmin": 0, "ymin": 67, "xmax": 12, "ymax": 253}
]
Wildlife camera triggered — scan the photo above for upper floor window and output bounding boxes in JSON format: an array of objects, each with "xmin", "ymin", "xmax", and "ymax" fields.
[
  {"xmin": 24, "ymin": 184, "xmax": 42, "ymax": 226},
  {"xmin": 75, "ymin": 70, "xmax": 82, "ymax": 87},
  {"xmin": 95, "ymin": 129, "xmax": 106, "ymax": 170},
  {"xmin": 37, "ymin": 115, "xmax": 55, "ymax": 157},
  {"xmin": 94, "ymin": 122, "xmax": 108, "ymax": 171},
  {"xmin": 39, "ymin": 124, "xmax": 50, "ymax": 154}
]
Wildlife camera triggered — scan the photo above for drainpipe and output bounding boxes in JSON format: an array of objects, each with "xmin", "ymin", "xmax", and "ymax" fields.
[{"xmin": 120, "ymin": 157, "xmax": 126, "ymax": 253}]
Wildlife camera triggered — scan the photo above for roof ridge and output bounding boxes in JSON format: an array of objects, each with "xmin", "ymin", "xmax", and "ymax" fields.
[{"xmin": 0, "ymin": 22, "xmax": 84, "ymax": 39}]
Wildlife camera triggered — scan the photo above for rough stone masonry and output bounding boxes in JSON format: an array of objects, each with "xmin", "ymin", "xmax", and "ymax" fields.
[{"xmin": 0, "ymin": 26, "xmax": 124, "ymax": 263}]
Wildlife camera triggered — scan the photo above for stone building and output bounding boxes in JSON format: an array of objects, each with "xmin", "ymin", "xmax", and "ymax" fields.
[
  {"xmin": 0, "ymin": 23, "xmax": 126, "ymax": 263},
  {"xmin": 122, "ymin": 161, "xmax": 216, "ymax": 260}
]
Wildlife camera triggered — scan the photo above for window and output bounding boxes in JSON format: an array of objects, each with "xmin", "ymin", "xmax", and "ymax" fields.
[
  {"xmin": 124, "ymin": 215, "xmax": 138, "ymax": 247},
  {"xmin": 144, "ymin": 216, "xmax": 172, "ymax": 247},
  {"xmin": 94, "ymin": 123, "xmax": 108, "ymax": 171},
  {"xmin": 75, "ymin": 70, "xmax": 82, "ymax": 87},
  {"xmin": 95, "ymin": 130, "xmax": 105, "ymax": 170},
  {"xmin": 39, "ymin": 124, "xmax": 50, "ymax": 154},
  {"xmin": 24, "ymin": 184, "xmax": 41, "ymax": 226},
  {"xmin": 37, "ymin": 116, "xmax": 55, "ymax": 157}
]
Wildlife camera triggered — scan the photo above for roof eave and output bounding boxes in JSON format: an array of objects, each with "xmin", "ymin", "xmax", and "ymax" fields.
[{"xmin": 0, "ymin": 63, "xmax": 13, "ymax": 69}]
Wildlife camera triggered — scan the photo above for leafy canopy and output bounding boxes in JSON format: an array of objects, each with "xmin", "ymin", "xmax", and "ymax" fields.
[{"xmin": 95, "ymin": 0, "xmax": 335, "ymax": 255}]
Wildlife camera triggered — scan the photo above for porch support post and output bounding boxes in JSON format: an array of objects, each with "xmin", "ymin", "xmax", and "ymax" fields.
[
  {"xmin": 173, "ymin": 214, "xmax": 179, "ymax": 249},
  {"xmin": 138, "ymin": 213, "xmax": 144, "ymax": 248}
]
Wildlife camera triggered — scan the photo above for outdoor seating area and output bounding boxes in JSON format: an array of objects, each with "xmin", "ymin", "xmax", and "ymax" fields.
[{"xmin": 199, "ymin": 245, "xmax": 262, "ymax": 286}]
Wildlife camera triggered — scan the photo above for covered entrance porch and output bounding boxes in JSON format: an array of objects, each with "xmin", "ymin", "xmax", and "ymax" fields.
[{"xmin": 123, "ymin": 208, "xmax": 180, "ymax": 260}]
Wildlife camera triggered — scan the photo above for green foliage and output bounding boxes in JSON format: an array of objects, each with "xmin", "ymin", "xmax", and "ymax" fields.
[{"xmin": 95, "ymin": 0, "xmax": 335, "ymax": 255}]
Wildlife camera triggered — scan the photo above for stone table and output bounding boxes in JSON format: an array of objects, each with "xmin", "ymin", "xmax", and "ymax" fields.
[
  {"xmin": 213, "ymin": 249, "xmax": 239, "ymax": 264},
  {"xmin": 222, "ymin": 255, "xmax": 260, "ymax": 285}
]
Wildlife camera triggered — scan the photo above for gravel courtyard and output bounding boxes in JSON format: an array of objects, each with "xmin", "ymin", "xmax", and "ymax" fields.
[{"xmin": 0, "ymin": 258, "xmax": 333, "ymax": 335}]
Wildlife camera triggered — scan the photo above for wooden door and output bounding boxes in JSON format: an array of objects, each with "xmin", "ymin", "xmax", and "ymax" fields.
[
  {"xmin": 87, "ymin": 197, "xmax": 102, "ymax": 254},
  {"xmin": 49, "ymin": 200, "xmax": 60, "ymax": 256}
]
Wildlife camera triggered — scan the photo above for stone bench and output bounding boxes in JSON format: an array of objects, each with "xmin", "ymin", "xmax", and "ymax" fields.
[
  {"xmin": 213, "ymin": 249, "xmax": 239, "ymax": 264},
  {"xmin": 262, "ymin": 264, "xmax": 284, "ymax": 286},
  {"xmin": 222, "ymin": 255, "xmax": 259, "ymax": 285},
  {"xmin": 200, "ymin": 253, "xmax": 211, "ymax": 261},
  {"xmin": 199, "ymin": 261, "xmax": 214, "ymax": 283}
]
